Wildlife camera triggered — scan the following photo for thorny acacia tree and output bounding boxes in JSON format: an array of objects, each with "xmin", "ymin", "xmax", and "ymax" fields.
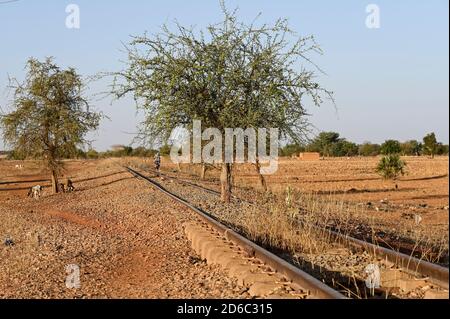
[
  {"xmin": 111, "ymin": 3, "xmax": 333, "ymax": 202},
  {"xmin": 0, "ymin": 58, "xmax": 101, "ymax": 193}
]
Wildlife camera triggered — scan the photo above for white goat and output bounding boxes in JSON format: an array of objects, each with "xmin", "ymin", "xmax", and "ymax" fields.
[{"xmin": 27, "ymin": 185, "xmax": 43, "ymax": 199}]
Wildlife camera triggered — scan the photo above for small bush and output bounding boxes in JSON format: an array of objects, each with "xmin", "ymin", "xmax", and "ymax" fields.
[{"xmin": 376, "ymin": 154, "xmax": 406, "ymax": 180}]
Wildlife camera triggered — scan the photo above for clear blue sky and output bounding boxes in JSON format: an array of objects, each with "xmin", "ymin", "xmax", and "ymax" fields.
[{"xmin": 0, "ymin": 0, "xmax": 448, "ymax": 151}]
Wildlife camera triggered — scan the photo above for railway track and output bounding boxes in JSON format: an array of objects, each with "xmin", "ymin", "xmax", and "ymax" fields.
[
  {"xmin": 0, "ymin": 171, "xmax": 128, "ymax": 192},
  {"xmin": 127, "ymin": 166, "xmax": 449, "ymax": 299},
  {"xmin": 145, "ymin": 168, "xmax": 449, "ymax": 264},
  {"xmin": 125, "ymin": 166, "xmax": 345, "ymax": 299}
]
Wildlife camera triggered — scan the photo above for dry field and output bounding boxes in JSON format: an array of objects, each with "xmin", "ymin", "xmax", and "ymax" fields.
[
  {"xmin": 162, "ymin": 156, "xmax": 449, "ymax": 264},
  {"xmin": 170, "ymin": 156, "xmax": 449, "ymax": 208},
  {"xmin": 237, "ymin": 156, "xmax": 449, "ymax": 234}
]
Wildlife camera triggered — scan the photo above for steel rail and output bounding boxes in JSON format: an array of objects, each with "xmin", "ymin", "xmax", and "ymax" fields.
[
  {"xmin": 0, "ymin": 179, "xmax": 50, "ymax": 186},
  {"xmin": 0, "ymin": 170, "xmax": 127, "ymax": 187},
  {"xmin": 150, "ymin": 168, "xmax": 249, "ymax": 203},
  {"xmin": 126, "ymin": 166, "xmax": 346, "ymax": 299},
  {"xmin": 323, "ymin": 229, "xmax": 449, "ymax": 289}
]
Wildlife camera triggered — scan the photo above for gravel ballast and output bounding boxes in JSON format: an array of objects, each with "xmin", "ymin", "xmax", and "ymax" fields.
[{"xmin": 0, "ymin": 163, "xmax": 244, "ymax": 299}]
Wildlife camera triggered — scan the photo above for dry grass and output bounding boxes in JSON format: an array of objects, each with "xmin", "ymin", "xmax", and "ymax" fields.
[
  {"xmin": 239, "ymin": 201, "xmax": 328, "ymax": 255},
  {"xmin": 249, "ymin": 187, "xmax": 449, "ymax": 264},
  {"xmin": 233, "ymin": 189, "xmax": 358, "ymax": 256}
]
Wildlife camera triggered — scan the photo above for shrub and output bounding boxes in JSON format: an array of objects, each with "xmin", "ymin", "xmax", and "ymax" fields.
[{"xmin": 376, "ymin": 154, "xmax": 406, "ymax": 180}]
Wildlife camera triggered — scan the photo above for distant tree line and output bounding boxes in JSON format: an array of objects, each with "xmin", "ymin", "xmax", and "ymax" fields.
[
  {"xmin": 78, "ymin": 146, "xmax": 161, "ymax": 160},
  {"xmin": 5, "ymin": 145, "xmax": 160, "ymax": 160},
  {"xmin": 280, "ymin": 132, "xmax": 449, "ymax": 158},
  {"xmin": 5, "ymin": 132, "xmax": 449, "ymax": 161}
]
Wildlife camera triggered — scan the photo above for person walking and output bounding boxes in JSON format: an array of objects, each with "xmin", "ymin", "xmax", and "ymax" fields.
[{"xmin": 154, "ymin": 151, "xmax": 161, "ymax": 171}]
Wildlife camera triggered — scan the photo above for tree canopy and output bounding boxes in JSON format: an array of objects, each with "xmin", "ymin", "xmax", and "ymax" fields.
[
  {"xmin": 112, "ymin": 6, "xmax": 332, "ymax": 144},
  {"xmin": 0, "ymin": 57, "xmax": 101, "ymax": 193},
  {"xmin": 358, "ymin": 142, "xmax": 381, "ymax": 157},
  {"xmin": 110, "ymin": 2, "xmax": 333, "ymax": 201},
  {"xmin": 400, "ymin": 140, "xmax": 422, "ymax": 156},
  {"xmin": 306, "ymin": 132, "xmax": 357, "ymax": 157},
  {"xmin": 380, "ymin": 140, "xmax": 402, "ymax": 155},
  {"xmin": 423, "ymin": 132, "xmax": 438, "ymax": 158}
]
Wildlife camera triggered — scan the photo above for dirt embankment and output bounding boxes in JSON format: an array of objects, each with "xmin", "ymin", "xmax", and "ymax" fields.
[{"xmin": 0, "ymin": 160, "xmax": 245, "ymax": 298}]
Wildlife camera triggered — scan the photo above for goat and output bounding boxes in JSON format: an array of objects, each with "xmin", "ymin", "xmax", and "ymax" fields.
[
  {"xmin": 28, "ymin": 185, "xmax": 43, "ymax": 199},
  {"xmin": 66, "ymin": 179, "xmax": 75, "ymax": 193}
]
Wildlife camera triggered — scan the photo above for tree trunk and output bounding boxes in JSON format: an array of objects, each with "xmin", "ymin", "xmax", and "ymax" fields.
[
  {"xmin": 200, "ymin": 163, "xmax": 207, "ymax": 180},
  {"xmin": 220, "ymin": 163, "xmax": 232, "ymax": 203},
  {"xmin": 255, "ymin": 158, "xmax": 267, "ymax": 191},
  {"xmin": 51, "ymin": 169, "xmax": 59, "ymax": 194}
]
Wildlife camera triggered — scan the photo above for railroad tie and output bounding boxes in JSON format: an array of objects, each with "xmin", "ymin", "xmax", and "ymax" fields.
[{"xmin": 184, "ymin": 222, "xmax": 307, "ymax": 299}]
